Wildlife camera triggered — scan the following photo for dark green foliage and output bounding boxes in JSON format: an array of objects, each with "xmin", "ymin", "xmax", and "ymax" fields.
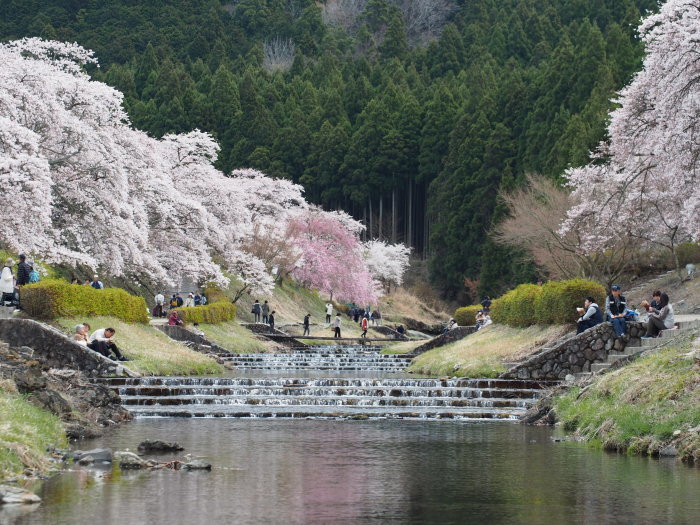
[{"xmin": 0, "ymin": 0, "xmax": 656, "ymax": 297}]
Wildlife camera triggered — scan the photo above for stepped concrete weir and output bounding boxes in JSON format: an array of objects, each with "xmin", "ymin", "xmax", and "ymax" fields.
[{"xmin": 101, "ymin": 344, "xmax": 556, "ymax": 421}]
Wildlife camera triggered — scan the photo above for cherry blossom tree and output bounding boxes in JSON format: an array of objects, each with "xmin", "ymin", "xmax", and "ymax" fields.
[
  {"xmin": 286, "ymin": 207, "xmax": 381, "ymax": 304},
  {"xmin": 363, "ymin": 239, "xmax": 411, "ymax": 291},
  {"xmin": 561, "ymin": 0, "xmax": 700, "ymax": 271}
]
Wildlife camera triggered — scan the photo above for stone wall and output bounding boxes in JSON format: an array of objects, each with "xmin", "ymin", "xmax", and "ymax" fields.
[
  {"xmin": 155, "ymin": 325, "xmax": 231, "ymax": 355},
  {"xmin": 369, "ymin": 325, "xmax": 408, "ymax": 340},
  {"xmin": 0, "ymin": 319, "xmax": 136, "ymax": 377},
  {"xmin": 409, "ymin": 326, "xmax": 478, "ymax": 355},
  {"xmin": 242, "ymin": 323, "xmax": 307, "ymax": 348},
  {"xmin": 502, "ymin": 321, "xmax": 645, "ymax": 380}
]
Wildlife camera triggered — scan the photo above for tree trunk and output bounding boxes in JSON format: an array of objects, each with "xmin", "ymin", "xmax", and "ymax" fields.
[
  {"xmin": 407, "ymin": 180, "xmax": 413, "ymax": 248},
  {"xmin": 392, "ymin": 187, "xmax": 397, "ymax": 243},
  {"xmin": 369, "ymin": 198, "xmax": 373, "ymax": 239},
  {"xmin": 379, "ymin": 197, "xmax": 383, "ymax": 240}
]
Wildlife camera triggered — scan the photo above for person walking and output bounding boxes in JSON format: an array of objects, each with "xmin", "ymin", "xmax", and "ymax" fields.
[
  {"xmin": 333, "ymin": 313, "xmax": 342, "ymax": 338},
  {"xmin": 261, "ymin": 300, "xmax": 270, "ymax": 324},
  {"xmin": 252, "ymin": 299, "xmax": 262, "ymax": 323},
  {"xmin": 360, "ymin": 315, "xmax": 369, "ymax": 338},
  {"xmin": 303, "ymin": 313, "xmax": 311, "ymax": 336},
  {"xmin": 16, "ymin": 254, "xmax": 30, "ymax": 287},
  {"xmin": 194, "ymin": 292, "xmax": 202, "ymax": 306},
  {"xmin": 268, "ymin": 311, "xmax": 276, "ymax": 333},
  {"xmin": 154, "ymin": 291, "xmax": 165, "ymax": 318},
  {"xmin": 184, "ymin": 293, "xmax": 195, "ymax": 307},
  {"xmin": 325, "ymin": 302, "xmax": 333, "ymax": 325}
]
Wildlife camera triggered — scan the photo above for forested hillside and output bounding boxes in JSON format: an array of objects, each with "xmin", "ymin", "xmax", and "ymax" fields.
[{"xmin": 0, "ymin": 0, "xmax": 657, "ymax": 300}]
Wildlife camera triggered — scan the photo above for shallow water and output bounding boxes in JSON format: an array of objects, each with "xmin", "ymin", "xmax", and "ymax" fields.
[{"xmin": 5, "ymin": 420, "xmax": 700, "ymax": 525}]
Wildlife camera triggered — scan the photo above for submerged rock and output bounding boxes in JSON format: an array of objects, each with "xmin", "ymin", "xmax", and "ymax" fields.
[
  {"xmin": 137, "ymin": 440, "xmax": 184, "ymax": 452},
  {"xmin": 75, "ymin": 448, "xmax": 112, "ymax": 464},
  {"xmin": 182, "ymin": 459, "xmax": 211, "ymax": 471},
  {"xmin": 0, "ymin": 485, "xmax": 41, "ymax": 504}
]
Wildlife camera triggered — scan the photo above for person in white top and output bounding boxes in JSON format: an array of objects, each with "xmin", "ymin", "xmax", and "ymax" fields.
[
  {"xmin": 325, "ymin": 302, "xmax": 333, "ymax": 325},
  {"xmin": 183, "ymin": 293, "xmax": 195, "ymax": 307},
  {"xmin": 333, "ymin": 313, "xmax": 342, "ymax": 338},
  {"xmin": 73, "ymin": 324, "xmax": 89, "ymax": 347},
  {"xmin": 1, "ymin": 258, "xmax": 15, "ymax": 302},
  {"xmin": 154, "ymin": 292, "xmax": 165, "ymax": 317},
  {"xmin": 89, "ymin": 327, "xmax": 128, "ymax": 361}
]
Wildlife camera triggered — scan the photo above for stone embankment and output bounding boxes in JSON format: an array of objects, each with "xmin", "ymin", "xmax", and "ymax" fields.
[
  {"xmin": 155, "ymin": 325, "xmax": 231, "ymax": 358},
  {"xmin": 502, "ymin": 322, "xmax": 644, "ymax": 380},
  {"xmin": 0, "ymin": 341, "xmax": 132, "ymax": 439},
  {"xmin": 409, "ymin": 326, "xmax": 478, "ymax": 356},
  {"xmin": 242, "ymin": 323, "xmax": 307, "ymax": 347},
  {"xmin": 0, "ymin": 319, "xmax": 136, "ymax": 378}
]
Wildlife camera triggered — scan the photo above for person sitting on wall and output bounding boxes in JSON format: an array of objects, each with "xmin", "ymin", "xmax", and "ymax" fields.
[
  {"xmin": 605, "ymin": 285, "xmax": 628, "ymax": 339},
  {"xmin": 650, "ymin": 290, "xmax": 662, "ymax": 311},
  {"xmin": 644, "ymin": 292, "xmax": 675, "ymax": 338},
  {"xmin": 73, "ymin": 323, "xmax": 89, "ymax": 347},
  {"xmin": 89, "ymin": 327, "xmax": 128, "ymax": 361},
  {"xmin": 576, "ymin": 296, "xmax": 603, "ymax": 334}
]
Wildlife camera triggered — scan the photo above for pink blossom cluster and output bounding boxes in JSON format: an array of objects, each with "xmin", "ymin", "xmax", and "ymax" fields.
[{"xmin": 562, "ymin": 1, "xmax": 700, "ymax": 253}]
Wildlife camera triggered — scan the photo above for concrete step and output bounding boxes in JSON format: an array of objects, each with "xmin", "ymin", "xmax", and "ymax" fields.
[
  {"xmin": 574, "ymin": 372, "xmax": 593, "ymax": 380},
  {"xmin": 591, "ymin": 362, "xmax": 611, "ymax": 373}
]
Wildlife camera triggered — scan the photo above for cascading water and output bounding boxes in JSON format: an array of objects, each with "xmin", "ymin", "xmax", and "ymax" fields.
[{"xmin": 100, "ymin": 345, "xmax": 555, "ymax": 421}]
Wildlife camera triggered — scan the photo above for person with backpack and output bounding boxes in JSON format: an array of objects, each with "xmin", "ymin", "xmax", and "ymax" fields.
[
  {"xmin": 27, "ymin": 262, "xmax": 40, "ymax": 283},
  {"xmin": 261, "ymin": 300, "xmax": 270, "ymax": 324},
  {"xmin": 360, "ymin": 315, "xmax": 369, "ymax": 338},
  {"xmin": 576, "ymin": 296, "xmax": 603, "ymax": 334},
  {"xmin": 169, "ymin": 294, "xmax": 179, "ymax": 310},
  {"xmin": 252, "ymin": 299, "xmax": 261, "ymax": 323}
]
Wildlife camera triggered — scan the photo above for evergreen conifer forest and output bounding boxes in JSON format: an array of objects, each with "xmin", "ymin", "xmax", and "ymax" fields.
[{"xmin": 0, "ymin": 0, "xmax": 658, "ymax": 300}]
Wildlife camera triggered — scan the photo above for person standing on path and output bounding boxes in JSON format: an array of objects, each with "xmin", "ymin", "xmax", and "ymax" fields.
[
  {"xmin": 16, "ymin": 254, "xmax": 30, "ymax": 287},
  {"xmin": 1, "ymin": 258, "xmax": 15, "ymax": 305},
  {"xmin": 333, "ymin": 313, "xmax": 341, "ymax": 338},
  {"xmin": 325, "ymin": 302, "xmax": 333, "ymax": 325},
  {"xmin": 262, "ymin": 300, "xmax": 270, "ymax": 324},
  {"xmin": 268, "ymin": 311, "xmax": 276, "ymax": 333},
  {"xmin": 360, "ymin": 316, "xmax": 368, "ymax": 338},
  {"xmin": 252, "ymin": 300, "xmax": 261, "ymax": 323},
  {"xmin": 303, "ymin": 313, "xmax": 311, "ymax": 336},
  {"xmin": 154, "ymin": 292, "xmax": 165, "ymax": 318}
]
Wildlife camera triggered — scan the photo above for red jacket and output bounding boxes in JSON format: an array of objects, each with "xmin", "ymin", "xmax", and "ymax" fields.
[{"xmin": 361, "ymin": 318, "xmax": 368, "ymax": 330}]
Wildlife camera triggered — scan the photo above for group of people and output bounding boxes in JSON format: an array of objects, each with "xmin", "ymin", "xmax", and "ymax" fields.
[
  {"xmin": 73, "ymin": 323, "xmax": 128, "ymax": 361},
  {"xmin": 345, "ymin": 304, "xmax": 382, "ymax": 326},
  {"xmin": 576, "ymin": 286, "xmax": 675, "ymax": 339},
  {"xmin": 152, "ymin": 291, "xmax": 207, "ymax": 318},
  {"xmin": 1, "ymin": 254, "xmax": 40, "ymax": 306},
  {"xmin": 251, "ymin": 299, "xmax": 276, "ymax": 332},
  {"xmin": 69, "ymin": 275, "xmax": 104, "ymax": 289}
]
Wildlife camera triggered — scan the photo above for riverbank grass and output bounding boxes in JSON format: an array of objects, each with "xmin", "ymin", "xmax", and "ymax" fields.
[
  {"xmin": 0, "ymin": 384, "xmax": 67, "ymax": 479},
  {"xmin": 407, "ymin": 325, "xmax": 568, "ymax": 378},
  {"xmin": 553, "ymin": 339, "xmax": 700, "ymax": 463},
  {"xmin": 58, "ymin": 317, "xmax": 223, "ymax": 376},
  {"xmin": 197, "ymin": 321, "xmax": 269, "ymax": 353}
]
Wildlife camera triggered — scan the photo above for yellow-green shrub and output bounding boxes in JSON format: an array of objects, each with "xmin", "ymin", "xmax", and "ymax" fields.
[
  {"xmin": 176, "ymin": 301, "xmax": 237, "ymax": 324},
  {"xmin": 490, "ymin": 284, "xmax": 542, "ymax": 327},
  {"xmin": 534, "ymin": 279, "xmax": 606, "ymax": 325},
  {"xmin": 21, "ymin": 279, "xmax": 148, "ymax": 323},
  {"xmin": 454, "ymin": 305, "xmax": 481, "ymax": 326}
]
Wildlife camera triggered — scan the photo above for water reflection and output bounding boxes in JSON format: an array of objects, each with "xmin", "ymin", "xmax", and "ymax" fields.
[{"xmin": 10, "ymin": 420, "xmax": 700, "ymax": 525}]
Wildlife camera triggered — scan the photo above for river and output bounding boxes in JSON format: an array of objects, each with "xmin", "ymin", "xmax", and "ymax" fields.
[{"xmin": 4, "ymin": 419, "xmax": 699, "ymax": 525}]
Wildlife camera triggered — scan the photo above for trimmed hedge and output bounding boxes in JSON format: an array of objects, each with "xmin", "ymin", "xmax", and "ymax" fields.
[
  {"xmin": 21, "ymin": 279, "xmax": 148, "ymax": 323},
  {"xmin": 455, "ymin": 279, "xmax": 606, "ymax": 328},
  {"xmin": 490, "ymin": 284, "xmax": 542, "ymax": 327},
  {"xmin": 534, "ymin": 279, "xmax": 606, "ymax": 325},
  {"xmin": 175, "ymin": 301, "xmax": 237, "ymax": 324},
  {"xmin": 454, "ymin": 305, "xmax": 481, "ymax": 326}
]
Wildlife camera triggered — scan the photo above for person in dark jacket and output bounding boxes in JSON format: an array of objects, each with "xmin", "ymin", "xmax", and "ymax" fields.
[
  {"xmin": 303, "ymin": 313, "xmax": 311, "ymax": 336},
  {"xmin": 605, "ymin": 285, "xmax": 628, "ymax": 338},
  {"xmin": 576, "ymin": 297, "xmax": 603, "ymax": 334},
  {"xmin": 268, "ymin": 311, "xmax": 275, "ymax": 333},
  {"xmin": 252, "ymin": 300, "xmax": 261, "ymax": 323},
  {"xmin": 480, "ymin": 296, "xmax": 492, "ymax": 312},
  {"xmin": 16, "ymin": 254, "xmax": 30, "ymax": 286}
]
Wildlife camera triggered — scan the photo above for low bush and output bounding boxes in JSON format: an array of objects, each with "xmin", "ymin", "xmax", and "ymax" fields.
[
  {"xmin": 454, "ymin": 305, "xmax": 481, "ymax": 326},
  {"xmin": 22, "ymin": 279, "xmax": 148, "ymax": 323},
  {"xmin": 176, "ymin": 300, "xmax": 237, "ymax": 324},
  {"xmin": 534, "ymin": 279, "xmax": 606, "ymax": 325},
  {"xmin": 490, "ymin": 284, "xmax": 542, "ymax": 327}
]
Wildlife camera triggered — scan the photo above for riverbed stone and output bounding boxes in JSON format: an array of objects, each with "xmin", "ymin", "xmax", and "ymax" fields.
[
  {"xmin": 182, "ymin": 459, "xmax": 211, "ymax": 471},
  {"xmin": 0, "ymin": 485, "xmax": 41, "ymax": 504},
  {"xmin": 659, "ymin": 445, "xmax": 678, "ymax": 457},
  {"xmin": 138, "ymin": 440, "xmax": 184, "ymax": 452},
  {"xmin": 115, "ymin": 451, "xmax": 149, "ymax": 469},
  {"xmin": 76, "ymin": 448, "xmax": 112, "ymax": 463}
]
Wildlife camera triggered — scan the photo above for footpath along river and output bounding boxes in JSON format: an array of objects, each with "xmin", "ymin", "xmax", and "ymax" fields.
[{"xmin": 5, "ymin": 419, "xmax": 700, "ymax": 525}]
